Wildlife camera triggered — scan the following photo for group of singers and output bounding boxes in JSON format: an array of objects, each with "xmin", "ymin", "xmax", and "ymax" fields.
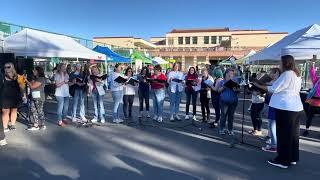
[{"xmin": 0, "ymin": 54, "xmax": 312, "ymax": 169}]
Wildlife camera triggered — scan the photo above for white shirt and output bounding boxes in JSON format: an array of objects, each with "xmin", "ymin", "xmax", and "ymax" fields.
[
  {"xmin": 167, "ymin": 71, "xmax": 185, "ymax": 93},
  {"xmin": 110, "ymin": 72, "xmax": 124, "ymax": 92},
  {"xmin": 251, "ymin": 94, "xmax": 265, "ymax": 104},
  {"xmin": 54, "ymin": 73, "xmax": 70, "ymax": 97},
  {"xmin": 123, "ymin": 76, "xmax": 136, "ymax": 95},
  {"xmin": 267, "ymin": 70, "xmax": 303, "ymax": 112}
]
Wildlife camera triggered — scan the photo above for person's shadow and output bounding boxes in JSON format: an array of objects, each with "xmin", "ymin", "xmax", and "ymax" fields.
[{"xmin": 0, "ymin": 156, "xmax": 72, "ymax": 180}]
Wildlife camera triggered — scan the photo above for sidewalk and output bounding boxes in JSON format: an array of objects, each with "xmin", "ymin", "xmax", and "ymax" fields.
[{"xmin": 1, "ymin": 92, "xmax": 320, "ymax": 180}]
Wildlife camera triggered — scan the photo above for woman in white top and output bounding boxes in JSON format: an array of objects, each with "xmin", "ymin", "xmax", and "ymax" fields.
[
  {"xmin": 110, "ymin": 64, "xmax": 125, "ymax": 124},
  {"xmin": 167, "ymin": 63, "xmax": 184, "ymax": 121},
  {"xmin": 254, "ymin": 55, "xmax": 303, "ymax": 169},
  {"xmin": 89, "ymin": 65, "xmax": 106, "ymax": 123},
  {"xmin": 123, "ymin": 67, "xmax": 136, "ymax": 119},
  {"xmin": 55, "ymin": 63, "xmax": 75, "ymax": 127}
]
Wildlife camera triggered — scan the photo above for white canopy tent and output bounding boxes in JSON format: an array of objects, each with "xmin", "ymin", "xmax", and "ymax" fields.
[
  {"xmin": 152, "ymin": 56, "xmax": 169, "ymax": 65},
  {"xmin": 235, "ymin": 50, "xmax": 256, "ymax": 65},
  {"xmin": 249, "ymin": 24, "xmax": 320, "ymax": 64},
  {"xmin": 3, "ymin": 28, "xmax": 106, "ymax": 60}
]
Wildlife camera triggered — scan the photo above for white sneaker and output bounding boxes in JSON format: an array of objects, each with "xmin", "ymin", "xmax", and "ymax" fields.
[
  {"xmin": 192, "ymin": 115, "xmax": 197, "ymax": 121},
  {"xmin": 81, "ymin": 117, "xmax": 87, "ymax": 122},
  {"xmin": 100, "ymin": 119, "xmax": 105, "ymax": 124},
  {"xmin": 66, "ymin": 115, "xmax": 73, "ymax": 120},
  {"xmin": 138, "ymin": 111, "xmax": 143, "ymax": 118},
  {"xmin": 91, "ymin": 118, "xmax": 98, "ymax": 123},
  {"xmin": 185, "ymin": 115, "xmax": 190, "ymax": 120},
  {"xmin": 153, "ymin": 115, "xmax": 158, "ymax": 121},
  {"xmin": 157, "ymin": 116, "xmax": 163, "ymax": 123},
  {"xmin": 117, "ymin": 119, "xmax": 124, "ymax": 123},
  {"xmin": 176, "ymin": 115, "xmax": 181, "ymax": 121},
  {"xmin": 72, "ymin": 117, "xmax": 78, "ymax": 123},
  {"xmin": 170, "ymin": 115, "xmax": 175, "ymax": 121},
  {"xmin": 27, "ymin": 126, "xmax": 40, "ymax": 131},
  {"xmin": 146, "ymin": 111, "xmax": 151, "ymax": 118},
  {"xmin": 113, "ymin": 119, "xmax": 118, "ymax": 123},
  {"xmin": 4, "ymin": 128, "xmax": 10, "ymax": 133},
  {"xmin": 0, "ymin": 139, "xmax": 7, "ymax": 146}
]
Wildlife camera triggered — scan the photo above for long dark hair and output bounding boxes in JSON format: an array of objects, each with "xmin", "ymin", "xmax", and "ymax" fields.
[
  {"xmin": 140, "ymin": 66, "xmax": 150, "ymax": 77},
  {"xmin": 281, "ymin": 55, "xmax": 300, "ymax": 76},
  {"xmin": 114, "ymin": 63, "xmax": 121, "ymax": 72},
  {"xmin": 187, "ymin": 67, "xmax": 197, "ymax": 76},
  {"xmin": 124, "ymin": 67, "xmax": 133, "ymax": 76},
  {"xmin": 35, "ymin": 66, "xmax": 45, "ymax": 78}
]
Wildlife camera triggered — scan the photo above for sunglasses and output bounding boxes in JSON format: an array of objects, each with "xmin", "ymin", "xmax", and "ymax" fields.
[{"xmin": 5, "ymin": 66, "xmax": 11, "ymax": 69}]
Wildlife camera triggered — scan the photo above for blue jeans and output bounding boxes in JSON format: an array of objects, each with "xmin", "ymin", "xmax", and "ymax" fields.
[
  {"xmin": 92, "ymin": 90, "xmax": 105, "ymax": 120},
  {"xmin": 219, "ymin": 101, "xmax": 238, "ymax": 131},
  {"xmin": 56, "ymin": 96, "xmax": 69, "ymax": 121},
  {"xmin": 268, "ymin": 119, "xmax": 277, "ymax": 147},
  {"xmin": 152, "ymin": 88, "xmax": 165, "ymax": 117},
  {"xmin": 112, "ymin": 90, "xmax": 123, "ymax": 120},
  {"xmin": 170, "ymin": 90, "xmax": 182, "ymax": 115},
  {"xmin": 72, "ymin": 89, "xmax": 85, "ymax": 119}
]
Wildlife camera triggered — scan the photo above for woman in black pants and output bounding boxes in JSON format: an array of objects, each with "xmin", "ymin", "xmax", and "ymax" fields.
[
  {"xmin": 254, "ymin": 55, "xmax": 303, "ymax": 169},
  {"xmin": 0, "ymin": 70, "xmax": 7, "ymax": 146},
  {"xmin": 123, "ymin": 67, "xmax": 136, "ymax": 119},
  {"xmin": 200, "ymin": 68, "xmax": 214, "ymax": 122},
  {"xmin": 138, "ymin": 67, "xmax": 150, "ymax": 118},
  {"xmin": 184, "ymin": 67, "xmax": 199, "ymax": 121}
]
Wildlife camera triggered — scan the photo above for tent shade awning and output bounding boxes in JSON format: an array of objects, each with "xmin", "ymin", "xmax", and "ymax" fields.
[
  {"xmin": 4, "ymin": 28, "xmax": 106, "ymax": 60},
  {"xmin": 152, "ymin": 57, "xmax": 169, "ymax": 65},
  {"xmin": 130, "ymin": 51, "xmax": 152, "ymax": 64},
  {"xmin": 249, "ymin": 24, "xmax": 320, "ymax": 64},
  {"xmin": 93, "ymin": 45, "xmax": 130, "ymax": 63}
]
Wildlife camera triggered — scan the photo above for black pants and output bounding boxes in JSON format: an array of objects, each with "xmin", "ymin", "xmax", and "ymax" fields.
[
  {"xmin": 186, "ymin": 90, "xmax": 197, "ymax": 116},
  {"xmin": 306, "ymin": 106, "xmax": 317, "ymax": 129},
  {"xmin": 123, "ymin": 95, "xmax": 134, "ymax": 118},
  {"xmin": 275, "ymin": 109, "xmax": 301, "ymax": 165},
  {"xmin": 138, "ymin": 89, "xmax": 149, "ymax": 112},
  {"xmin": 250, "ymin": 103, "xmax": 264, "ymax": 131},
  {"xmin": 212, "ymin": 95, "xmax": 220, "ymax": 123},
  {"xmin": 200, "ymin": 94, "xmax": 210, "ymax": 121},
  {"xmin": 0, "ymin": 113, "xmax": 5, "ymax": 140}
]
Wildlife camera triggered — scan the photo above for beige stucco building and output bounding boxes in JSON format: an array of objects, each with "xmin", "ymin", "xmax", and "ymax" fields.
[
  {"xmin": 149, "ymin": 28, "xmax": 287, "ymax": 70},
  {"xmin": 92, "ymin": 36, "xmax": 157, "ymax": 50}
]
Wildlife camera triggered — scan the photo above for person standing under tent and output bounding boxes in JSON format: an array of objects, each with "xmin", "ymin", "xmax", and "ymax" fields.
[
  {"xmin": 25, "ymin": 66, "xmax": 47, "ymax": 131},
  {"xmin": 123, "ymin": 67, "xmax": 136, "ymax": 119},
  {"xmin": 167, "ymin": 63, "xmax": 184, "ymax": 121},
  {"xmin": 138, "ymin": 67, "xmax": 151, "ymax": 118},
  {"xmin": 200, "ymin": 68, "xmax": 214, "ymax": 123},
  {"xmin": 262, "ymin": 68, "xmax": 280, "ymax": 153},
  {"xmin": 110, "ymin": 64, "xmax": 125, "ymax": 124},
  {"xmin": 253, "ymin": 55, "xmax": 303, "ymax": 169},
  {"xmin": 55, "ymin": 63, "xmax": 73, "ymax": 127},
  {"xmin": 0, "ymin": 69, "xmax": 7, "ymax": 146},
  {"xmin": 217, "ymin": 68, "xmax": 240, "ymax": 136},
  {"xmin": 69, "ymin": 64, "xmax": 87, "ymax": 122},
  {"xmin": 89, "ymin": 65, "xmax": 106, "ymax": 123},
  {"xmin": 210, "ymin": 68, "xmax": 224, "ymax": 128},
  {"xmin": 184, "ymin": 67, "xmax": 199, "ymax": 121},
  {"xmin": 151, "ymin": 65, "xmax": 167, "ymax": 123},
  {"xmin": 1, "ymin": 63, "xmax": 22, "ymax": 132},
  {"xmin": 303, "ymin": 61, "xmax": 320, "ymax": 136}
]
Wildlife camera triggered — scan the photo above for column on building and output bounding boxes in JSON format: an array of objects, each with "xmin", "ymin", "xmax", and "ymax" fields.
[
  {"xmin": 181, "ymin": 56, "xmax": 186, "ymax": 72},
  {"xmin": 206, "ymin": 55, "xmax": 210, "ymax": 64},
  {"xmin": 193, "ymin": 56, "xmax": 197, "ymax": 68}
]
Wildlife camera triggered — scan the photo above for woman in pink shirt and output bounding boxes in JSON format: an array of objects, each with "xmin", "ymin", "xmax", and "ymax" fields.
[{"xmin": 304, "ymin": 62, "xmax": 320, "ymax": 136}]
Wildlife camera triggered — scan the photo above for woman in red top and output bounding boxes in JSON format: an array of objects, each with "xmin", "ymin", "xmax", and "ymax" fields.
[
  {"xmin": 151, "ymin": 65, "xmax": 166, "ymax": 122},
  {"xmin": 184, "ymin": 67, "xmax": 199, "ymax": 121}
]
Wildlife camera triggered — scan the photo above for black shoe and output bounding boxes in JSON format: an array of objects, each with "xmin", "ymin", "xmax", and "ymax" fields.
[
  {"xmin": 209, "ymin": 123, "xmax": 216, "ymax": 128},
  {"xmin": 267, "ymin": 159, "xmax": 288, "ymax": 169},
  {"xmin": 9, "ymin": 125, "xmax": 16, "ymax": 130},
  {"xmin": 302, "ymin": 130, "xmax": 309, "ymax": 137}
]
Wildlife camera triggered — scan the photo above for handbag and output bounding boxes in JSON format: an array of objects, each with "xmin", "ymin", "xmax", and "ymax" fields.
[{"xmin": 306, "ymin": 78, "xmax": 320, "ymax": 100}]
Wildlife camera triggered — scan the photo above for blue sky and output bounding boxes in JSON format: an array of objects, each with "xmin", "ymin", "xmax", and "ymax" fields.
[{"xmin": 1, "ymin": 0, "xmax": 319, "ymax": 40}]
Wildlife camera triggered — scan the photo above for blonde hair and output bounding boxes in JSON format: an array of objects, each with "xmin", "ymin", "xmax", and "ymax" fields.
[
  {"xmin": 57, "ymin": 63, "xmax": 66, "ymax": 74},
  {"xmin": 4, "ymin": 62, "xmax": 17, "ymax": 80}
]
